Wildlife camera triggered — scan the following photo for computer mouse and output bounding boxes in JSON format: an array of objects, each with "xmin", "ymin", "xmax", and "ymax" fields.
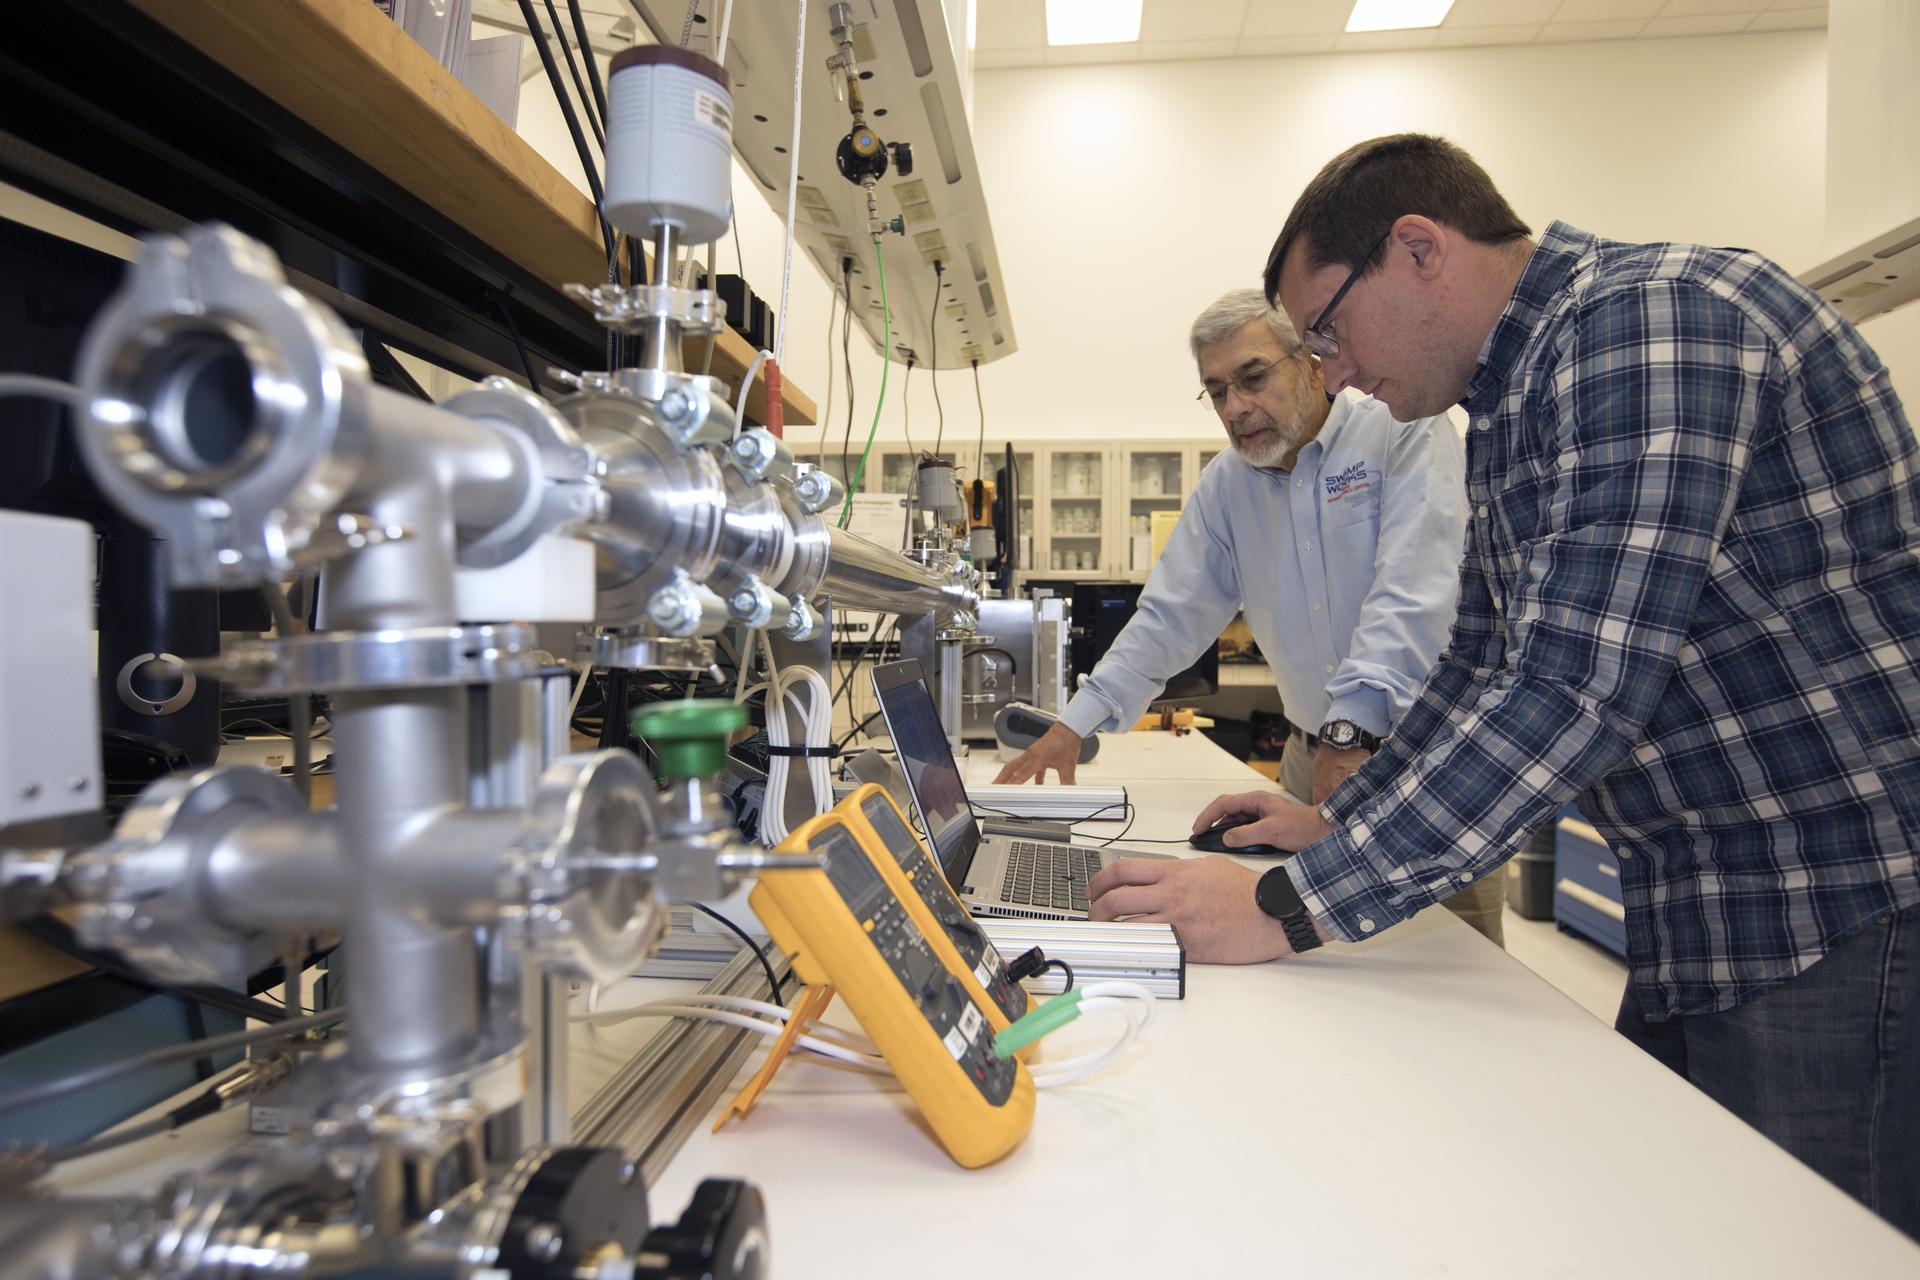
[{"xmin": 1188, "ymin": 819, "xmax": 1291, "ymax": 858}]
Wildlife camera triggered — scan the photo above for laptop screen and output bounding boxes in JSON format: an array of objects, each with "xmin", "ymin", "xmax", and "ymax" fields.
[{"xmin": 869, "ymin": 659, "xmax": 979, "ymax": 883}]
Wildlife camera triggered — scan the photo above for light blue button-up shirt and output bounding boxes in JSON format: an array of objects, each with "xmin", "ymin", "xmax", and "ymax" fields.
[{"xmin": 1060, "ymin": 392, "xmax": 1467, "ymax": 742}]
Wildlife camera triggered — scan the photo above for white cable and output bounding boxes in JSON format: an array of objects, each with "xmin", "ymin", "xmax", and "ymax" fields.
[
  {"xmin": 716, "ymin": 0, "xmax": 736, "ymax": 65},
  {"xmin": 576, "ymin": 982, "xmax": 1157, "ymax": 1089},
  {"xmin": 747, "ymin": 641, "xmax": 833, "ymax": 845},
  {"xmin": 734, "ymin": 346, "xmax": 773, "ymax": 433},
  {"xmin": 566, "ymin": 665, "xmax": 594, "ymax": 725},
  {"xmin": 774, "ymin": 0, "xmax": 806, "ymax": 366}
]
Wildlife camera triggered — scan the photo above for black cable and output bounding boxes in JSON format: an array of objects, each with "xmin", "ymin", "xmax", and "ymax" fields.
[
  {"xmin": 565, "ymin": 0, "xmax": 610, "ymax": 126},
  {"xmin": 0, "ymin": 1010, "xmax": 342, "ymax": 1116},
  {"xmin": 19, "ymin": 916, "xmax": 288, "ymax": 1025},
  {"xmin": 901, "ymin": 359, "xmax": 915, "ymax": 454},
  {"xmin": 687, "ymin": 902, "xmax": 786, "ymax": 1006},
  {"xmin": 1042, "ymin": 958, "xmax": 1076, "ymax": 991},
  {"xmin": 516, "ymin": 0, "xmax": 613, "ymax": 255},
  {"xmin": 1090, "ymin": 803, "xmax": 1140, "ymax": 847},
  {"xmin": 838, "ymin": 260, "xmax": 856, "ymax": 487},
  {"xmin": 930, "ymin": 260, "xmax": 945, "ymax": 457},
  {"xmin": 972, "ymin": 358, "xmax": 985, "ymax": 484},
  {"xmin": 836, "ymin": 708, "xmax": 884, "ymax": 751},
  {"xmin": 830, "ymin": 616, "xmax": 898, "ymax": 720},
  {"xmin": 487, "ymin": 289, "xmax": 543, "ymax": 393},
  {"xmin": 363, "ymin": 338, "xmax": 431, "ymax": 401},
  {"xmin": 259, "ymin": 582, "xmax": 311, "ymax": 802},
  {"xmin": 963, "ymin": 644, "xmax": 1019, "ymax": 674},
  {"xmin": 544, "ymin": 0, "xmax": 604, "ymax": 150}
]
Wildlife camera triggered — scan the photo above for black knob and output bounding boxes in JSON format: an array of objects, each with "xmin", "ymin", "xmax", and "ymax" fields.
[
  {"xmin": 890, "ymin": 140, "xmax": 914, "ymax": 177},
  {"xmin": 634, "ymin": 1179, "xmax": 769, "ymax": 1280}
]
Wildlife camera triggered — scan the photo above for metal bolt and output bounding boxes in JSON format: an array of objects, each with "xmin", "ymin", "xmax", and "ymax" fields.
[
  {"xmin": 69, "ymin": 776, "xmax": 88, "ymax": 792},
  {"xmin": 620, "ymin": 1161, "xmax": 638, "ymax": 1186},
  {"xmin": 20, "ymin": 782, "xmax": 40, "ymax": 800},
  {"xmin": 659, "ymin": 388, "xmax": 691, "ymax": 422}
]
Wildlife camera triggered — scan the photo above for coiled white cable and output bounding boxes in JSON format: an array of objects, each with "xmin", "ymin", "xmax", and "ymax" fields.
[{"xmin": 740, "ymin": 633, "xmax": 833, "ymax": 845}]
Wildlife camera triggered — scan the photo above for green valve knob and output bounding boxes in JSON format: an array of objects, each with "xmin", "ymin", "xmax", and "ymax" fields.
[{"xmin": 633, "ymin": 699, "xmax": 747, "ymax": 779}]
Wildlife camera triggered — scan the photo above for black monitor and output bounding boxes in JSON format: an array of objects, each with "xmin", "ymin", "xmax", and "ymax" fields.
[{"xmin": 1070, "ymin": 583, "xmax": 1219, "ymax": 701}]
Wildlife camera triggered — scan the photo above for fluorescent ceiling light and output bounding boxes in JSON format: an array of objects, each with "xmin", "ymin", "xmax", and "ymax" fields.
[
  {"xmin": 1345, "ymin": 0, "xmax": 1456, "ymax": 32},
  {"xmin": 1045, "ymin": 0, "xmax": 1143, "ymax": 46}
]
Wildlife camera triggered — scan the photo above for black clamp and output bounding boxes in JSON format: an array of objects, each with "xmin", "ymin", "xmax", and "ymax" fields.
[{"xmin": 762, "ymin": 744, "xmax": 842, "ymax": 760}]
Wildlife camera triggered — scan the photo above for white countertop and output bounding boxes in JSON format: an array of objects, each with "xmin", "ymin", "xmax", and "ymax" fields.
[{"xmin": 626, "ymin": 730, "xmax": 1920, "ymax": 1277}]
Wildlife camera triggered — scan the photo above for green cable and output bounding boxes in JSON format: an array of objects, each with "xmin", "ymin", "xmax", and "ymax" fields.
[
  {"xmin": 839, "ymin": 236, "xmax": 890, "ymax": 528},
  {"xmin": 990, "ymin": 987, "xmax": 1084, "ymax": 1059}
]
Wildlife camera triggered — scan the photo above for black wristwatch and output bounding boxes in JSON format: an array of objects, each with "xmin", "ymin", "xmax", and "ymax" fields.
[
  {"xmin": 1255, "ymin": 866, "xmax": 1323, "ymax": 955},
  {"xmin": 1318, "ymin": 718, "xmax": 1382, "ymax": 753}
]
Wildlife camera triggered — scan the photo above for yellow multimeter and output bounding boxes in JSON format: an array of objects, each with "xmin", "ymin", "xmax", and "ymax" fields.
[
  {"xmin": 850, "ymin": 787, "xmax": 1033, "ymax": 1027},
  {"xmin": 749, "ymin": 785, "xmax": 1035, "ymax": 1168}
]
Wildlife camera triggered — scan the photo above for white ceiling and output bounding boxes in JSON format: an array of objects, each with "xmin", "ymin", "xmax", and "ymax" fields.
[{"xmin": 974, "ymin": 0, "xmax": 1825, "ymax": 66}]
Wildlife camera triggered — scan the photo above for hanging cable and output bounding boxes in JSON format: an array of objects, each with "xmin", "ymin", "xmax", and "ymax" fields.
[
  {"xmin": 565, "ymin": 0, "xmax": 610, "ymax": 125},
  {"xmin": 972, "ymin": 358, "xmax": 986, "ymax": 482},
  {"xmin": 929, "ymin": 261, "xmax": 946, "ymax": 458},
  {"xmin": 679, "ymin": 0, "xmax": 702, "ymax": 46},
  {"xmin": 774, "ymin": 0, "xmax": 806, "ymax": 365},
  {"xmin": 716, "ymin": 0, "xmax": 738, "ymax": 59},
  {"xmin": 543, "ymin": 0, "xmax": 604, "ymax": 150},
  {"xmin": 838, "ymin": 261, "xmax": 856, "ymax": 488},
  {"xmin": 816, "ymin": 281, "xmax": 838, "ymax": 468},
  {"xmin": 516, "ymin": 0, "xmax": 613, "ymax": 256},
  {"xmin": 0, "ymin": 373, "xmax": 86, "ymax": 409},
  {"xmin": 840, "ymin": 238, "xmax": 891, "ymax": 527},
  {"xmin": 901, "ymin": 358, "xmax": 915, "ymax": 454}
]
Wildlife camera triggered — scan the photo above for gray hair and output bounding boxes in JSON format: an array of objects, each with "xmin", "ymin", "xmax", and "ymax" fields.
[{"xmin": 1189, "ymin": 289, "xmax": 1302, "ymax": 368}]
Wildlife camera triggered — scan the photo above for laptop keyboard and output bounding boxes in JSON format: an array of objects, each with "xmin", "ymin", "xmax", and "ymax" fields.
[{"xmin": 1001, "ymin": 840, "xmax": 1103, "ymax": 913}]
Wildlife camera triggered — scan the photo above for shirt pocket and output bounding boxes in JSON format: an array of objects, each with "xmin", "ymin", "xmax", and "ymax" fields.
[{"xmin": 1322, "ymin": 481, "xmax": 1380, "ymax": 531}]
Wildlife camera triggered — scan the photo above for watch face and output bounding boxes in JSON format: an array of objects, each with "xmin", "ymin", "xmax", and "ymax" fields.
[
  {"xmin": 1256, "ymin": 866, "xmax": 1305, "ymax": 920},
  {"xmin": 1322, "ymin": 720, "xmax": 1355, "ymax": 747}
]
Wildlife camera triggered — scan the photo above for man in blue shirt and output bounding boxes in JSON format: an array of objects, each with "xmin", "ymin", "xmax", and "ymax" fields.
[
  {"xmin": 995, "ymin": 289, "xmax": 1503, "ymax": 942},
  {"xmin": 1088, "ymin": 133, "xmax": 1920, "ymax": 1238}
]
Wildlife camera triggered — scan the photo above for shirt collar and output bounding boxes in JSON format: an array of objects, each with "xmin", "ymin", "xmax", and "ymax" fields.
[{"xmin": 1462, "ymin": 220, "xmax": 1594, "ymax": 413}]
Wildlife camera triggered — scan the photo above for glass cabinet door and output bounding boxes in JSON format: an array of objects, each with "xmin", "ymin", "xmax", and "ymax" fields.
[
  {"xmin": 879, "ymin": 449, "xmax": 917, "ymax": 495},
  {"xmin": 1044, "ymin": 447, "xmax": 1108, "ymax": 576},
  {"xmin": 1122, "ymin": 448, "xmax": 1185, "ymax": 579}
]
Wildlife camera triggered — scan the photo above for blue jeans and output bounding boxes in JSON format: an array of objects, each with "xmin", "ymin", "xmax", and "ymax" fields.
[{"xmin": 1616, "ymin": 905, "xmax": 1920, "ymax": 1240}]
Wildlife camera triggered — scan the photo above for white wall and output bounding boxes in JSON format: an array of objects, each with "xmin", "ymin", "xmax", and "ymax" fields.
[{"xmin": 511, "ymin": 28, "xmax": 1919, "ymax": 457}]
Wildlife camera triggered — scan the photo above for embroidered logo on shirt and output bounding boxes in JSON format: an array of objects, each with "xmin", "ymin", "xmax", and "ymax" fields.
[{"xmin": 1323, "ymin": 462, "xmax": 1372, "ymax": 504}]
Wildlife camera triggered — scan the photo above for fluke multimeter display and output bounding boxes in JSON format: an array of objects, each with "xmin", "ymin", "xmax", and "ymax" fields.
[
  {"xmin": 749, "ymin": 784, "xmax": 1036, "ymax": 1167},
  {"xmin": 857, "ymin": 789, "xmax": 1031, "ymax": 1025}
]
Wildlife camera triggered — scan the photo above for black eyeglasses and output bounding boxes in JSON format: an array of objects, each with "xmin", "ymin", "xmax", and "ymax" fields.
[
  {"xmin": 1302, "ymin": 228, "xmax": 1392, "ymax": 359},
  {"xmin": 1196, "ymin": 358, "xmax": 1286, "ymax": 408}
]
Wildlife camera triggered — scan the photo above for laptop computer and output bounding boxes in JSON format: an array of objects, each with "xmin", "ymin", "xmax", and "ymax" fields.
[{"xmin": 869, "ymin": 659, "xmax": 1170, "ymax": 921}]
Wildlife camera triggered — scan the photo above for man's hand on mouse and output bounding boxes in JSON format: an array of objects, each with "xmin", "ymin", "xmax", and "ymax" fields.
[
  {"xmin": 1085, "ymin": 855, "xmax": 1329, "ymax": 963},
  {"xmin": 1191, "ymin": 789, "xmax": 1334, "ymax": 851},
  {"xmin": 992, "ymin": 721, "xmax": 1083, "ymax": 785}
]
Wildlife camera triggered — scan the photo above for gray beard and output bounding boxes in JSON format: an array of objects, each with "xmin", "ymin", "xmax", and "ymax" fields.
[{"xmin": 1230, "ymin": 416, "xmax": 1298, "ymax": 469}]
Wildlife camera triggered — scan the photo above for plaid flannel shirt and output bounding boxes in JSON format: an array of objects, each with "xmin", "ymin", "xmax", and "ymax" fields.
[{"xmin": 1290, "ymin": 221, "xmax": 1920, "ymax": 1018}]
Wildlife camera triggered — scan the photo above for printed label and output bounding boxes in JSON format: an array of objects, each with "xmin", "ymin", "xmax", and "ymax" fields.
[
  {"xmin": 1323, "ymin": 462, "xmax": 1373, "ymax": 504},
  {"xmin": 693, "ymin": 89, "xmax": 732, "ymax": 138},
  {"xmin": 249, "ymin": 1105, "xmax": 290, "ymax": 1135}
]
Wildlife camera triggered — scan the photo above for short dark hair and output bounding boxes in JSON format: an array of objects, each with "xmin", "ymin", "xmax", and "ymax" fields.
[{"xmin": 1263, "ymin": 134, "xmax": 1531, "ymax": 306}]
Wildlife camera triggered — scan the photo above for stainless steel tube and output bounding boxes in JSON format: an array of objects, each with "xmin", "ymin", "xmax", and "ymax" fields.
[
  {"xmin": 822, "ymin": 523, "xmax": 974, "ymax": 617},
  {"xmin": 331, "ymin": 688, "xmax": 481, "ymax": 1073},
  {"xmin": 202, "ymin": 813, "xmax": 345, "ymax": 929}
]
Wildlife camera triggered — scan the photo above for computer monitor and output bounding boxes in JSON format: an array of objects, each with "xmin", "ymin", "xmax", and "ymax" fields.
[{"xmin": 1070, "ymin": 583, "xmax": 1219, "ymax": 700}]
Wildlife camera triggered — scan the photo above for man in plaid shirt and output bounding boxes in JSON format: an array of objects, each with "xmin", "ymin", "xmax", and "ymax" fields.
[{"xmin": 1088, "ymin": 134, "xmax": 1919, "ymax": 1236}]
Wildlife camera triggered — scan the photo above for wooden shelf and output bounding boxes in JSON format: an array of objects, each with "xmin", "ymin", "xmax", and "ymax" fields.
[{"xmin": 126, "ymin": 0, "xmax": 817, "ymax": 428}]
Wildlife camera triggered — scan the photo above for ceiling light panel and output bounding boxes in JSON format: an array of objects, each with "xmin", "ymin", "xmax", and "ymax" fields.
[
  {"xmin": 1345, "ymin": 0, "xmax": 1457, "ymax": 32},
  {"xmin": 1045, "ymin": 0, "xmax": 1144, "ymax": 45}
]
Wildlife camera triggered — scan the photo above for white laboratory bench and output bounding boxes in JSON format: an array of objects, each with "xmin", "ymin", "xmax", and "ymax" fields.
[{"xmin": 621, "ymin": 730, "xmax": 1920, "ymax": 1278}]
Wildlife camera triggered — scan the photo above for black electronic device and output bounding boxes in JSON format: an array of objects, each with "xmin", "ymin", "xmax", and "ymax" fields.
[
  {"xmin": 1188, "ymin": 819, "xmax": 1291, "ymax": 858},
  {"xmin": 1069, "ymin": 583, "xmax": 1219, "ymax": 700},
  {"xmin": 990, "ymin": 444, "xmax": 1018, "ymax": 593}
]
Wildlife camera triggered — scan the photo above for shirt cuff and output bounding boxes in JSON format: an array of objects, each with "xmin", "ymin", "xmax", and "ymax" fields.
[
  {"xmin": 1059, "ymin": 691, "xmax": 1115, "ymax": 739},
  {"xmin": 1323, "ymin": 687, "xmax": 1391, "ymax": 740},
  {"xmin": 1286, "ymin": 821, "xmax": 1417, "ymax": 945}
]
